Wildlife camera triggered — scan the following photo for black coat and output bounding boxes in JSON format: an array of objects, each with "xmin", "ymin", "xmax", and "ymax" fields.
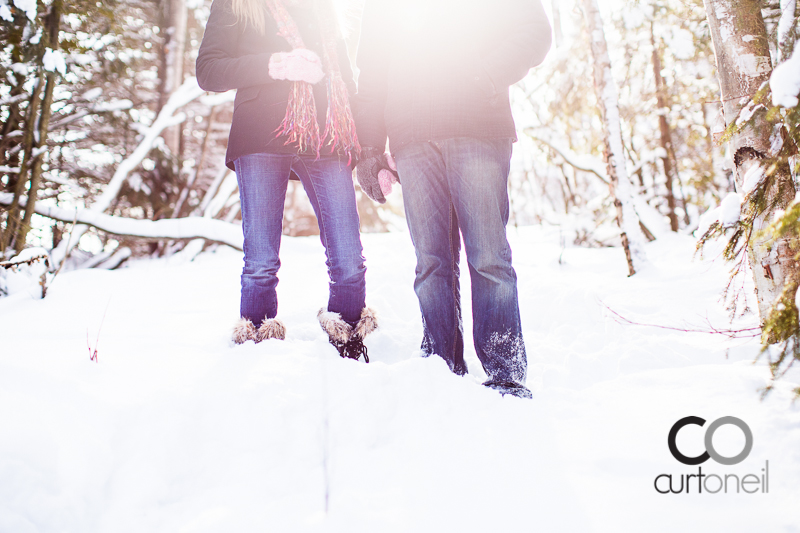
[
  {"xmin": 354, "ymin": 0, "xmax": 552, "ymax": 151},
  {"xmin": 196, "ymin": 0, "xmax": 357, "ymax": 170}
]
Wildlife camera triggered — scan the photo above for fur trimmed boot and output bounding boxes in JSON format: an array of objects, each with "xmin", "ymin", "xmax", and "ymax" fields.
[
  {"xmin": 354, "ymin": 307, "xmax": 379, "ymax": 340},
  {"xmin": 232, "ymin": 318, "xmax": 257, "ymax": 344},
  {"xmin": 317, "ymin": 309, "xmax": 352, "ymax": 344},
  {"xmin": 317, "ymin": 307, "xmax": 378, "ymax": 362},
  {"xmin": 232, "ymin": 317, "xmax": 286, "ymax": 344},
  {"xmin": 257, "ymin": 318, "xmax": 286, "ymax": 342}
]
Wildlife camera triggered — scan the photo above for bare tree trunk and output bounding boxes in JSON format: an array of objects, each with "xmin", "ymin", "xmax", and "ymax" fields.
[
  {"xmin": 561, "ymin": 164, "xmax": 577, "ymax": 212},
  {"xmin": 0, "ymin": 76, "xmax": 44, "ymax": 253},
  {"xmin": 581, "ymin": 0, "xmax": 647, "ymax": 275},
  {"xmin": 0, "ymin": 85, "xmax": 26, "ymax": 182},
  {"xmin": 704, "ymin": 0, "xmax": 798, "ymax": 324},
  {"xmin": 15, "ymin": 76, "xmax": 55, "ymax": 253},
  {"xmin": 650, "ymin": 24, "xmax": 679, "ymax": 232},
  {"xmin": 160, "ymin": 0, "xmax": 188, "ymax": 155},
  {"xmin": 171, "ymin": 106, "xmax": 216, "ymax": 218},
  {"xmin": 16, "ymin": 3, "xmax": 62, "ymax": 252},
  {"xmin": 550, "ymin": 0, "xmax": 563, "ymax": 49}
]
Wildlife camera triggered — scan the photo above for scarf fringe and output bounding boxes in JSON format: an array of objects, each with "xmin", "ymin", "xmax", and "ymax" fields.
[
  {"xmin": 267, "ymin": 0, "xmax": 360, "ymax": 162},
  {"xmin": 276, "ymin": 81, "xmax": 321, "ymax": 157},
  {"xmin": 324, "ymin": 74, "xmax": 361, "ymax": 164}
]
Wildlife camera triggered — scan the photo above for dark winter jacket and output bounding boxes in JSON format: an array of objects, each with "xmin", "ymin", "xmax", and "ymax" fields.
[
  {"xmin": 196, "ymin": 0, "xmax": 357, "ymax": 170},
  {"xmin": 354, "ymin": 0, "xmax": 552, "ymax": 151}
]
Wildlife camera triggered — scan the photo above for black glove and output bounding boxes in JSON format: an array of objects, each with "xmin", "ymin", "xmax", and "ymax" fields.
[{"xmin": 355, "ymin": 147, "xmax": 398, "ymax": 204}]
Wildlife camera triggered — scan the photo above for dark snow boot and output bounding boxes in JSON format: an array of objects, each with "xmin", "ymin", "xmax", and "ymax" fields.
[
  {"xmin": 483, "ymin": 379, "xmax": 533, "ymax": 399},
  {"xmin": 331, "ymin": 336, "xmax": 370, "ymax": 363},
  {"xmin": 318, "ymin": 307, "xmax": 378, "ymax": 363}
]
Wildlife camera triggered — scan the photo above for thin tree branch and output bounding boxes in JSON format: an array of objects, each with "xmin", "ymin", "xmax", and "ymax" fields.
[{"xmin": 601, "ymin": 300, "xmax": 761, "ymax": 339}]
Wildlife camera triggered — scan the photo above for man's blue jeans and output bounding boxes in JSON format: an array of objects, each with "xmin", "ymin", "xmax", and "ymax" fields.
[
  {"xmin": 394, "ymin": 137, "xmax": 527, "ymax": 385},
  {"xmin": 234, "ymin": 153, "xmax": 366, "ymax": 327}
]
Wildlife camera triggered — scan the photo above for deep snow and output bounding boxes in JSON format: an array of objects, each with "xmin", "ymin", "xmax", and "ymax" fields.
[{"xmin": 1, "ymin": 227, "xmax": 798, "ymax": 532}]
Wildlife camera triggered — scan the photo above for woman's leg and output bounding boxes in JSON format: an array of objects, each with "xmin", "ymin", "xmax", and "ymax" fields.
[
  {"xmin": 234, "ymin": 153, "xmax": 292, "ymax": 328},
  {"xmin": 292, "ymin": 154, "xmax": 366, "ymax": 325}
]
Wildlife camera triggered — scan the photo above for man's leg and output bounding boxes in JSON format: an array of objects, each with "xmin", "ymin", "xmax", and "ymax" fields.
[
  {"xmin": 394, "ymin": 142, "xmax": 466, "ymax": 375},
  {"xmin": 442, "ymin": 137, "xmax": 528, "ymax": 388}
]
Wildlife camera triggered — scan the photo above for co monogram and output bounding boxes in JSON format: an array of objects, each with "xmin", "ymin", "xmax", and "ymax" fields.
[{"xmin": 667, "ymin": 416, "xmax": 753, "ymax": 466}]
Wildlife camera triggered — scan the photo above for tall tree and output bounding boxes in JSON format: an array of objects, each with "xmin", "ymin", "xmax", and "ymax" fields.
[
  {"xmin": 0, "ymin": 0, "xmax": 65, "ymax": 254},
  {"xmin": 15, "ymin": 1, "xmax": 62, "ymax": 252},
  {"xmin": 650, "ymin": 22, "xmax": 680, "ymax": 232},
  {"xmin": 160, "ymin": 0, "xmax": 188, "ymax": 156},
  {"xmin": 703, "ymin": 0, "xmax": 798, "ymax": 325},
  {"xmin": 581, "ymin": 0, "xmax": 648, "ymax": 275}
]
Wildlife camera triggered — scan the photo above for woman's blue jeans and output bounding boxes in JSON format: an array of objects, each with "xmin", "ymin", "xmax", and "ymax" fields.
[
  {"xmin": 394, "ymin": 137, "xmax": 527, "ymax": 385},
  {"xmin": 234, "ymin": 153, "xmax": 366, "ymax": 327}
]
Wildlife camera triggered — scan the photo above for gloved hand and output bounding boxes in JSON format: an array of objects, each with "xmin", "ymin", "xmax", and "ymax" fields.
[
  {"xmin": 378, "ymin": 152, "xmax": 399, "ymax": 196},
  {"xmin": 356, "ymin": 148, "xmax": 399, "ymax": 204},
  {"xmin": 268, "ymin": 48, "xmax": 325, "ymax": 84}
]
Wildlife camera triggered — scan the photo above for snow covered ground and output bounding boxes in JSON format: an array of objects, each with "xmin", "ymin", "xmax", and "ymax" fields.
[{"xmin": 1, "ymin": 227, "xmax": 798, "ymax": 532}]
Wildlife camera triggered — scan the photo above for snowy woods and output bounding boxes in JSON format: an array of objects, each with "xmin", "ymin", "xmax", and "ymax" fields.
[
  {"xmin": 0, "ymin": 2, "xmax": 799, "ymax": 372},
  {"xmin": 1, "ymin": 1, "xmax": 800, "ymax": 529}
]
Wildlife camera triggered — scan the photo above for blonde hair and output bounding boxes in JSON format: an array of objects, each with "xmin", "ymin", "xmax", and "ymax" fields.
[{"xmin": 231, "ymin": 0, "xmax": 268, "ymax": 34}]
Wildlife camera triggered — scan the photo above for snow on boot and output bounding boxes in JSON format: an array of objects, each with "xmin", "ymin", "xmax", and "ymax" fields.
[
  {"xmin": 483, "ymin": 379, "xmax": 533, "ymax": 399},
  {"xmin": 232, "ymin": 318, "xmax": 257, "ymax": 344},
  {"xmin": 257, "ymin": 318, "xmax": 286, "ymax": 342},
  {"xmin": 317, "ymin": 309, "xmax": 353, "ymax": 344}
]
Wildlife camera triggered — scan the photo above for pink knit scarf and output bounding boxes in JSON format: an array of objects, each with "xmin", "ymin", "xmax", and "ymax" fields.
[{"xmin": 266, "ymin": 0, "xmax": 361, "ymax": 163}]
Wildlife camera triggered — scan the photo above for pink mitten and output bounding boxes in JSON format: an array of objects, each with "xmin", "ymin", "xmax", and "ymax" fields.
[
  {"xmin": 269, "ymin": 48, "xmax": 325, "ymax": 84},
  {"xmin": 378, "ymin": 169, "xmax": 395, "ymax": 196},
  {"xmin": 378, "ymin": 153, "xmax": 399, "ymax": 196},
  {"xmin": 268, "ymin": 52, "xmax": 289, "ymax": 80}
]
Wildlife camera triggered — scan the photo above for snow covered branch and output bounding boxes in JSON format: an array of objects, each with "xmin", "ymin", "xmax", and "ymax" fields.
[
  {"xmin": 524, "ymin": 128, "xmax": 608, "ymax": 183},
  {"xmin": 0, "ymin": 193, "xmax": 243, "ymax": 250},
  {"xmin": 777, "ymin": 0, "xmax": 797, "ymax": 63},
  {"xmin": 525, "ymin": 128, "xmax": 669, "ymax": 239},
  {"xmin": 771, "ymin": 45, "xmax": 800, "ymax": 108},
  {"xmin": 50, "ymin": 77, "xmax": 209, "ymax": 264},
  {"xmin": 91, "ymin": 78, "xmax": 206, "ymax": 213}
]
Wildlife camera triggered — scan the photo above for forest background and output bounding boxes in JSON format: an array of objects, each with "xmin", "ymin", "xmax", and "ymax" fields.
[{"xmin": 0, "ymin": 0, "xmax": 799, "ymax": 393}]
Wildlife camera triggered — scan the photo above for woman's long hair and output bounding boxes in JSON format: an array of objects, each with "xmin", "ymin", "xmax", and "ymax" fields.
[
  {"xmin": 231, "ymin": 0, "xmax": 268, "ymax": 34},
  {"xmin": 231, "ymin": 0, "xmax": 355, "ymax": 39}
]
